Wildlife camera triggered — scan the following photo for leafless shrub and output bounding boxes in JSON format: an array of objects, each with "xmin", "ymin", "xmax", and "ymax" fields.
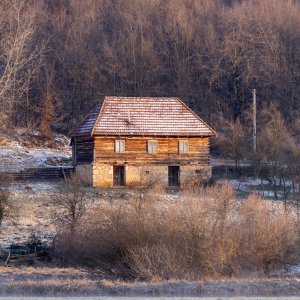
[
  {"xmin": 54, "ymin": 182, "xmax": 300, "ymax": 279},
  {"xmin": 180, "ymin": 172, "xmax": 213, "ymax": 191},
  {"xmin": 53, "ymin": 173, "xmax": 89, "ymax": 232},
  {"xmin": 0, "ymin": 187, "xmax": 12, "ymax": 226},
  {"xmin": 0, "ymin": 174, "xmax": 17, "ymax": 226}
]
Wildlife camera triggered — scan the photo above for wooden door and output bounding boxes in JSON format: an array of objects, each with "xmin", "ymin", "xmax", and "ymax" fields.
[
  {"xmin": 113, "ymin": 166, "xmax": 125, "ymax": 186},
  {"xmin": 168, "ymin": 166, "xmax": 180, "ymax": 187}
]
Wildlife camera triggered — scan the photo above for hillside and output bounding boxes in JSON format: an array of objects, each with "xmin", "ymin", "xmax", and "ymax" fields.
[
  {"xmin": 0, "ymin": 1, "xmax": 299, "ymax": 134},
  {"xmin": 0, "ymin": 129, "xmax": 71, "ymax": 172}
]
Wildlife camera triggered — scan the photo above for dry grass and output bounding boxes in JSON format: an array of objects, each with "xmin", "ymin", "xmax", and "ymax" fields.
[
  {"xmin": 0, "ymin": 136, "xmax": 11, "ymax": 147},
  {"xmin": 0, "ymin": 266, "xmax": 100, "ymax": 296},
  {"xmin": 1, "ymin": 265, "xmax": 300, "ymax": 296},
  {"xmin": 54, "ymin": 182, "xmax": 300, "ymax": 280}
]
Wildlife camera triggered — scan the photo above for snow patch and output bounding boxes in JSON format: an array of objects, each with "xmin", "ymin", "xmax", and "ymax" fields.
[
  {"xmin": 0, "ymin": 130, "xmax": 71, "ymax": 172},
  {"xmin": 0, "ymin": 148, "xmax": 71, "ymax": 172}
]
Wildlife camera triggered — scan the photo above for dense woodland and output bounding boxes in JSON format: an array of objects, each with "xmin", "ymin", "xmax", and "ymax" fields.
[{"xmin": 0, "ymin": 0, "xmax": 298, "ymax": 136}]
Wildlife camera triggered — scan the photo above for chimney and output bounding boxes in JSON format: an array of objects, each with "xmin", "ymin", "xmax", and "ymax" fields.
[{"xmin": 126, "ymin": 112, "xmax": 132, "ymax": 125}]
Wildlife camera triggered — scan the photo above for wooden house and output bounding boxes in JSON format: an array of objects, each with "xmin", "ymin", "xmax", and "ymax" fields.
[{"xmin": 70, "ymin": 97, "xmax": 216, "ymax": 188}]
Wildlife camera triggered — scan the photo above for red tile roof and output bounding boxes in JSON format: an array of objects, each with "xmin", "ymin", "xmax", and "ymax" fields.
[{"xmin": 71, "ymin": 97, "xmax": 215, "ymax": 137}]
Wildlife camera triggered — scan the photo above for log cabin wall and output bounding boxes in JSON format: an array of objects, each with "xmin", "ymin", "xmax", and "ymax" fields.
[
  {"xmin": 92, "ymin": 136, "xmax": 211, "ymax": 188},
  {"xmin": 93, "ymin": 136, "xmax": 210, "ymax": 164},
  {"xmin": 73, "ymin": 136, "xmax": 94, "ymax": 165}
]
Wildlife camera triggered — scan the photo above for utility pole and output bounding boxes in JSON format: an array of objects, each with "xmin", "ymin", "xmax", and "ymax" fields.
[{"xmin": 252, "ymin": 89, "xmax": 257, "ymax": 154}]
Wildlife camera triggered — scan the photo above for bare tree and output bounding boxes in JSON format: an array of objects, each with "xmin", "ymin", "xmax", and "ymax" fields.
[
  {"xmin": 217, "ymin": 115, "xmax": 248, "ymax": 172},
  {"xmin": 255, "ymin": 103, "xmax": 296, "ymax": 200},
  {"xmin": 0, "ymin": 0, "xmax": 297, "ymax": 135},
  {"xmin": 0, "ymin": 0, "xmax": 44, "ymax": 132},
  {"xmin": 54, "ymin": 173, "xmax": 89, "ymax": 232}
]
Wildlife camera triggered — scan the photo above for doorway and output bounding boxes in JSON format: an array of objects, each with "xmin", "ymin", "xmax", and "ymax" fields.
[
  {"xmin": 113, "ymin": 166, "xmax": 125, "ymax": 186},
  {"xmin": 168, "ymin": 166, "xmax": 180, "ymax": 187}
]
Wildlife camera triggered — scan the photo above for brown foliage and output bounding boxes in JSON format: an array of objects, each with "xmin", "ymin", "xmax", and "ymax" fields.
[
  {"xmin": 0, "ymin": 0, "xmax": 299, "ymax": 133},
  {"xmin": 54, "ymin": 182, "xmax": 300, "ymax": 279},
  {"xmin": 39, "ymin": 95, "xmax": 56, "ymax": 139},
  {"xmin": 217, "ymin": 115, "xmax": 248, "ymax": 169}
]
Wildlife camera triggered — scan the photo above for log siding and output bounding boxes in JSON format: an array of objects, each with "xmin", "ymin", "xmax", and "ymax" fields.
[
  {"xmin": 73, "ymin": 136, "xmax": 94, "ymax": 164},
  {"xmin": 93, "ymin": 136, "xmax": 210, "ymax": 165}
]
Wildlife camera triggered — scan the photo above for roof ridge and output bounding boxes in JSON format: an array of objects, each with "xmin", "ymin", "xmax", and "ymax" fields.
[
  {"xmin": 91, "ymin": 97, "xmax": 107, "ymax": 136},
  {"xmin": 105, "ymin": 96, "xmax": 179, "ymax": 100}
]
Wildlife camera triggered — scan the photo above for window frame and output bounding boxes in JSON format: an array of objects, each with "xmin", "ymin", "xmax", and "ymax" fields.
[
  {"xmin": 178, "ymin": 140, "xmax": 189, "ymax": 154},
  {"xmin": 115, "ymin": 139, "xmax": 125, "ymax": 153},
  {"xmin": 147, "ymin": 140, "xmax": 158, "ymax": 154}
]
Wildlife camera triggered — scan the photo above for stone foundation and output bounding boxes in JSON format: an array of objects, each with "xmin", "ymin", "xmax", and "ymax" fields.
[
  {"xmin": 92, "ymin": 163, "xmax": 212, "ymax": 188},
  {"xmin": 180, "ymin": 165, "xmax": 212, "ymax": 188}
]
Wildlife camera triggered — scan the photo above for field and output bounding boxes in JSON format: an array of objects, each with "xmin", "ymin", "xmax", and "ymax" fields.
[
  {"xmin": 0, "ymin": 179, "xmax": 299, "ymax": 296},
  {"xmin": 1, "ymin": 134, "xmax": 300, "ymax": 296}
]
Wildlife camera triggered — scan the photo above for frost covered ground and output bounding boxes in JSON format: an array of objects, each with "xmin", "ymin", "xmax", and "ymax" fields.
[
  {"xmin": 229, "ymin": 177, "xmax": 300, "ymax": 200},
  {"xmin": 0, "ymin": 180, "xmax": 137, "ymax": 249},
  {"xmin": 0, "ymin": 129, "xmax": 71, "ymax": 172},
  {"xmin": 0, "ymin": 181, "xmax": 61, "ymax": 249}
]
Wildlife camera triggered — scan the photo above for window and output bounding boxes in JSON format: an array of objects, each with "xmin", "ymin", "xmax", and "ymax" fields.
[
  {"xmin": 147, "ymin": 140, "xmax": 158, "ymax": 153},
  {"xmin": 178, "ymin": 141, "xmax": 188, "ymax": 154},
  {"xmin": 115, "ymin": 140, "xmax": 125, "ymax": 153}
]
